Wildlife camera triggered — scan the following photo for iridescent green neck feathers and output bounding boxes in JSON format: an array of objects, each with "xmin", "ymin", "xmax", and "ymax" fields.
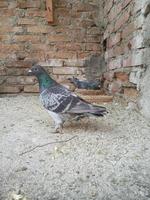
[{"xmin": 37, "ymin": 73, "xmax": 56, "ymax": 91}]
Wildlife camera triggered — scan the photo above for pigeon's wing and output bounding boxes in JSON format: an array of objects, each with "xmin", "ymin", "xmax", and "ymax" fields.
[
  {"xmin": 40, "ymin": 85, "xmax": 107, "ymax": 116},
  {"xmin": 40, "ymin": 85, "xmax": 80, "ymax": 113}
]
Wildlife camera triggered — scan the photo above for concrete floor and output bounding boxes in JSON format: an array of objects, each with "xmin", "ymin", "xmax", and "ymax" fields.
[{"xmin": 0, "ymin": 96, "xmax": 150, "ymax": 200}]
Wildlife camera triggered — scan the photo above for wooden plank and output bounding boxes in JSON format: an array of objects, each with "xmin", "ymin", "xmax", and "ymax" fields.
[
  {"xmin": 76, "ymin": 94, "xmax": 113, "ymax": 103},
  {"xmin": 46, "ymin": 0, "xmax": 53, "ymax": 23},
  {"xmin": 75, "ymin": 89, "xmax": 105, "ymax": 95}
]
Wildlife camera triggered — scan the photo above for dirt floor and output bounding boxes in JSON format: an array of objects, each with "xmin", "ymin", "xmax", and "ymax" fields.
[{"xmin": 0, "ymin": 96, "xmax": 150, "ymax": 200}]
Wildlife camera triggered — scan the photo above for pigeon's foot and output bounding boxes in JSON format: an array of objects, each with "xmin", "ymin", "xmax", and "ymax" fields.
[{"xmin": 52, "ymin": 124, "xmax": 64, "ymax": 134}]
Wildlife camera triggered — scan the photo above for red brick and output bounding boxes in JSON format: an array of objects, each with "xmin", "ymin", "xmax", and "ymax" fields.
[
  {"xmin": 32, "ymin": 44, "xmax": 50, "ymax": 51},
  {"xmin": 68, "ymin": 29, "xmax": 86, "ymax": 42},
  {"xmin": 76, "ymin": 3, "xmax": 97, "ymax": 12},
  {"xmin": 55, "ymin": 8, "xmax": 70, "ymax": 17},
  {"xmin": 54, "ymin": 51, "xmax": 77, "ymax": 59},
  {"xmin": 115, "ymin": 72, "xmax": 129, "ymax": 82},
  {"xmin": 122, "ymin": 22, "xmax": 135, "ymax": 39},
  {"xmin": 78, "ymin": 19, "xmax": 96, "ymax": 29},
  {"xmin": 104, "ymin": 23, "xmax": 115, "ymax": 39},
  {"xmin": 6, "ymin": 76, "xmax": 37, "ymax": 85},
  {"xmin": 87, "ymin": 27, "xmax": 100, "ymax": 35},
  {"xmin": 48, "ymin": 35, "xmax": 71, "ymax": 42},
  {"xmin": 55, "ymin": 0, "xmax": 69, "ymax": 8},
  {"xmin": 63, "ymin": 43, "xmax": 84, "ymax": 51},
  {"xmin": 27, "ymin": 26, "xmax": 49, "ymax": 33},
  {"xmin": 86, "ymin": 43, "xmax": 101, "ymax": 51},
  {"xmin": 108, "ymin": 2, "xmax": 122, "ymax": 22},
  {"xmin": 39, "ymin": 59, "xmax": 64, "ymax": 67},
  {"xmin": 0, "ymin": 2, "xmax": 8, "ymax": 8},
  {"xmin": 70, "ymin": 10, "xmax": 83, "ymax": 18},
  {"xmin": 25, "ymin": 51, "xmax": 46, "ymax": 61},
  {"xmin": 6, "ymin": 68, "xmax": 27, "ymax": 76},
  {"xmin": 0, "ymin": 85, "xmax": 22, "ymax": 93},
  {"xmin": 124, "ymin": 88, "xmax": 138, "ymax": 99},
  {"xmin": 56, "ymin": 16, "xmax": 71, "ymax": 26},
  {"xmin": 13, "ymin": 35, "xmax": 40, "ymax": 43},
  {"xmin": 64, "ymin": 59, "xmax": 85, "ymax": 67},
  {"xmin": 0, "ymin": 17, "xmax": 15, "ymax": 26},
  {"xmin": 129, "ymin": 34, "xmax": 144, "ymax": 49},
  {"xmin": 107, "ymin": 44, "xmax": 124, "ymax": 59},
  {"xmin": 26, "ymin": 10, "xmax": 46, "ymax": 17},
  {"xmin": 0, "ymin": 26, "xmax": 12, "ymax": 34},
  {"xmin": 0, "ymin": 35, "xmax": 11, "ymax": 42},
  {"xmin": 103, "ymin": 71, "xmax": 115, "ymax": 81},
  {"xmin": 104, "ymin": 0, "xmax": 113, "ymax": 14},
  {"xmin": 0, "ymin": 67, "xmax": 7, "ymax": 75},
  {"xmin": 122, "ymin": 0, "xmax": 132, "ymax": 9},
  {"xmin": 109, "ymin": 81, "xmax": 122, "ymax": 94},
  {"xmin": 108, "ymin": 57, "xmax": 122, "ymax": 70},
  {"xmin": 0, "ymin": 27, "xmax": 24, "ymax": 35},
  {"xmin": 6, "ymin": 61, "xmax": 33, "ymax": 68},
  {"xmin": 108, "ymin": 33, "xmax": 121, "ymax": 48},
  {"xmin": 11, "ymin": 27, "xmax": 24, "ymax": 33},
  {"xmin": 123, "ymin": 55, "xmax": 132, "ymax": 67},
  {"xmin": 0, "ymin": 9, "xmax": 15, "ymax": 16},
  {"xmin": 65, "ymin": 43, "xmax": 85, "ymax": 51},
  {"xmin": 0, "ymin": 44, "xmax": 21, "ymax": 53},
  {"xmin": 8, "ymin": 2, "xmax": 17, "ymax": 9},
  {"xmin": 123, "ymin": 50, "xmax": 143, "ymax": 67},
  {"xmin": 53, "ymin": 67, "xmax": 79, "ymax": 75},
  {"xmin": 24, "ymin": 84, "xmax": 39, "ymax": 93},
  {"xmin": 78, "ymin": 52, "xmax": 92, "ymax": 59},
  {"xmin": 86, "ymin": 35, "xmax": 101, "ymax": 43},
  {"xmin": 17, "ymin": 1, "xmax": 40, "ymax": 9},
  {"xmin": 0, "ymin": 52, "xmax": 9, "ymax": 59},
  {"xmin": 115, "ymin": 9, "xmax": 130, "ymax": 31},
  {"xmin": 18, "ymin": 18, "xmax": 36, "ymax": 25}
]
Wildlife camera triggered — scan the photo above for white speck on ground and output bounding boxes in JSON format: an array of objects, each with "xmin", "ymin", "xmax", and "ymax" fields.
[{"xmin": 0, "ymin": 96, "xmax": 150, "ymax": 200}]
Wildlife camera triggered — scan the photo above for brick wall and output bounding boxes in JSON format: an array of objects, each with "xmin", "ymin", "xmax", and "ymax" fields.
[
  {"xmin": 1, "ymin": 0, "xmax": 148, "ymax": 100},
  {"xmin": 0, "ymin": 0, "xmax": 102, "ymax": 94},
  {"xmin": 103, "ymin": 0, "xmax": 145, "ymax": 101}
]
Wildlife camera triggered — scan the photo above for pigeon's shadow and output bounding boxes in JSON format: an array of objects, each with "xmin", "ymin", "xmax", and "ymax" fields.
[{"xmin": 63, "ymin": 118, "xmax": 113, "ymax": 134}]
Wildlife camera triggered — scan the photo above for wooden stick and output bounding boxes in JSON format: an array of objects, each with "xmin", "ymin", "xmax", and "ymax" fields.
[{"xmin": 19, "ymin": 135, "xmax": 77, "ymax": 156}]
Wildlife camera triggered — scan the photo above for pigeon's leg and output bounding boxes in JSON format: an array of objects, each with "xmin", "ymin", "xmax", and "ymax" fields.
[
  {"xmin": 54, "ymin": 123, "xmax": 63, "ymax": 134},
  {"xmin": 47, "ymin": 111, "xmax": 64, "ymax": 134},
  {"xmin": 69, "ymin": 114, "xmax": 85, "ymax": 122}
]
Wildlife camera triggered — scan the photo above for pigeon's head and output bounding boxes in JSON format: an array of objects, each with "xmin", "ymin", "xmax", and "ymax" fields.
[{"xmin": 28, "ymin": 65, "xmax": 46, "ymax": 76}]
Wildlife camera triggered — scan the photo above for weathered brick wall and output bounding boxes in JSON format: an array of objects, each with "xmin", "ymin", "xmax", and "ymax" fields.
[
  {"xmin": 0, "ymin": 0, "xmax": 102, "ymax": 94},
  {"xmin": 103, "ymin": 0, "xmax": 145, "ymax": 101},
  {"xmin": 137, "ymin": 0, "xmax": 150, "ymax": 119}
]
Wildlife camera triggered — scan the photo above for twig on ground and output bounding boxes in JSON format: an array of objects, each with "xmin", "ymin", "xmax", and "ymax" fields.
[{"xmin": 19, "ymin": 135, "xmax": 77, "ymax": 156}]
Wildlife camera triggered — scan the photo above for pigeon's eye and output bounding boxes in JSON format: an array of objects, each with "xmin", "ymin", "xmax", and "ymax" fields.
[{"xmin": 34, "ymin": 68, "xmax": 38, "ymax": 71}]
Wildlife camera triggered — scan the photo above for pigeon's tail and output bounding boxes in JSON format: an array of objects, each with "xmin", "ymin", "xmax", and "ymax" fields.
[
  {"xmin": 87, "ymin": 104, "xmax": 108, "ymax": 117},
  {"xmin": 69, "ymin": 101, "xmax": 108, "ymax": 117}
]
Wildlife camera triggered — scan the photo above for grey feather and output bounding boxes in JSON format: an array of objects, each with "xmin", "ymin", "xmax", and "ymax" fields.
[
  {"xmin": 28, "ymin": 65, "xmax": 107, "ymax": 118},
  {"xmin": 40, "ymin": 84, "xmax": 107, "ymax": 116},
  {"xmin": 40, "ymin": 85, "xmax": 80, "ymax": 113}
]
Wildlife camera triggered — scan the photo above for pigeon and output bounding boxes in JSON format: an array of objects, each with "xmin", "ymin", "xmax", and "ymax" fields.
[
  {"xmin": 28, "ymin": 65, "xmax": 107, "ymax": 133},
  {"xmin": 68, "ymin": 76, "xmax": 101, "ymax": 90}
]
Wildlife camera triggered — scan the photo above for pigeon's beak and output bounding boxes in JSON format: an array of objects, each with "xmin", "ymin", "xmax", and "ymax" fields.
[{"xmin": 27, "ymin": 69, "xmax": 33, "ymax": 76}]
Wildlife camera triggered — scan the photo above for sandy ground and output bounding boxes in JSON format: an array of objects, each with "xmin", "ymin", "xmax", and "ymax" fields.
[{"xmin": 0, "ymin": 96, "xmax": 150, "ymax": 200}]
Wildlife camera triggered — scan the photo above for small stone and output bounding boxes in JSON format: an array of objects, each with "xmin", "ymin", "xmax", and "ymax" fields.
[{"xmin": 15, "ymin": 166, "xmax": 28, "ymax": 172}]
